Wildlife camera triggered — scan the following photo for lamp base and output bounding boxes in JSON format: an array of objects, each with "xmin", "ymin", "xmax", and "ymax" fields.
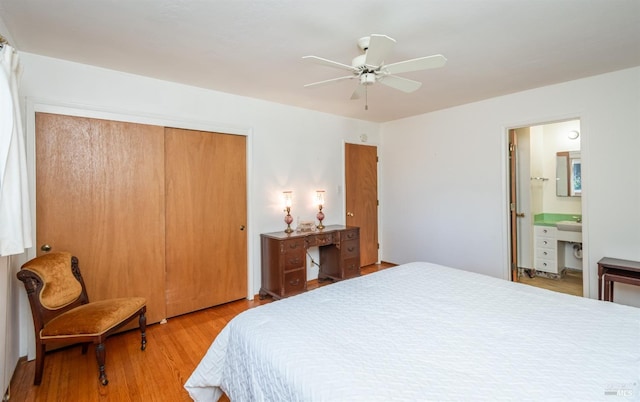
[
  {"xmin": 284, "ymin": 212, "xmax": 294, "ymax": 233},
  {"xmin": 316, "ymin": 210, "xmax": 325, "ymax": 230}
]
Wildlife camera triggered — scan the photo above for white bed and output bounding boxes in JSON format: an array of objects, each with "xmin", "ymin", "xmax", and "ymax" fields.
[{"xmin": 185, "ymin": 262, "xmax": 640, "ymax": 401}]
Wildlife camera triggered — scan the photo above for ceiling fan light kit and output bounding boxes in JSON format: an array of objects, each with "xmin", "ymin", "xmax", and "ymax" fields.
[
  {"xmin": 303, "ymin": 34, "xmax": 447, "ymax": 109},
  {"xmin": 360, "ymin": 73, "xmax": 376, "ymax": 85}
]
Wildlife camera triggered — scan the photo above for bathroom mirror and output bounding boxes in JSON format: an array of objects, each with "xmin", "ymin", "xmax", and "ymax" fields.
[{"xmin": 556, "ymin": 151, "xmax": 581, "ymax": 197}]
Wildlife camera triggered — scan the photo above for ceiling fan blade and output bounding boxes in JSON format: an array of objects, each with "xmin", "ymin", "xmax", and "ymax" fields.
[
  {"xmin": 364, "ymin": 34, "xmax": 396, "ymax": 67},
  {"xmin": 379, "ymin": 75, "xmax": 422, "ymax": 93},
  {"xmin": 350, "ymin": 84, "xmax": 365, "ymax": 100},
  {"xmin": 302, "ymin": 55, "xmax": 357, "ymax": 72},
  {"xmin": 384, "ymin": 54, "xmax": 447, "ymax": 75},
  {"xmin": 304, "ymin": 75, "xmax": 355, "ymax": 88}
]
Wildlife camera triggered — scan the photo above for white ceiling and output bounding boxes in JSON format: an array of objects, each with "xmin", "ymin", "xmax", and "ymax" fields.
[{"xmin": 1, "ymin": 0, "xmax": 639, "ymax": 122}]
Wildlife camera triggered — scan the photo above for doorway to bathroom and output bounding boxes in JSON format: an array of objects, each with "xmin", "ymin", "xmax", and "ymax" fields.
[{"xmin": 508, "ymin": 119, "xmax": 583, "ymax": 296}]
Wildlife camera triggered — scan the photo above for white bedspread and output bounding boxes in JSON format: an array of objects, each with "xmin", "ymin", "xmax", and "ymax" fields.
[{"xmin": 185, "ymin": 262, "xmax": 640, "ymax": 401}]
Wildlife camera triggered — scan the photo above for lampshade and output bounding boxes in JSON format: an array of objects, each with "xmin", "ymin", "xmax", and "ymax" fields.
[
  {"xmin": 315, "ymin": 190, "xmax": 325, "ymax": 207},
  {"xmin": 283, "ymin": 191, "xmax": 293, "ymax": 208}
]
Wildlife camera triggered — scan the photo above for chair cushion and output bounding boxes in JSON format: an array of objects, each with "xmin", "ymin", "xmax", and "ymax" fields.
[
  {"xmin": 41, "ymin": 297, "xmax": 146, "ymax": 340},
  {"xmin": 22, "ymin": 252, "xmax": 82, "ymax": 310}
]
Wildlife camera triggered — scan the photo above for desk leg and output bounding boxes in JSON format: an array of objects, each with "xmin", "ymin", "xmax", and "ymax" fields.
[
  {"xmin": 598, "ymin": 265, "xmax": 603, "ymax": 300},
  {"xmin": 603, "ymin": 276, "xmax": 616, "ymax": 302}
]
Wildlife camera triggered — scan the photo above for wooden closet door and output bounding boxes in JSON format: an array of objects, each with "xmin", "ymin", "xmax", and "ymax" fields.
[
  {"xmin": 35, "ymin": 113, "xmax": 167, "ymax": 324},
  {"xmin": 164, "ymin": 128, "xmax": 247, "ymax": 317}
]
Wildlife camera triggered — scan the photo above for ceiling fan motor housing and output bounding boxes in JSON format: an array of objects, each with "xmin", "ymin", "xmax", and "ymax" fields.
[{"xmin": 357, "ymin": 36, "xmax": 371, "ymax": 51}]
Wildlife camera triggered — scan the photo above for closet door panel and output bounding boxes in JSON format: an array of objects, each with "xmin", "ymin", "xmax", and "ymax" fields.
[
  {"xmin": 35, "ymin": 113, "xmax": 167, "ymax": 324},
  {"xmin": 165, "ymin": 128, "xmax": 247, "ymax": 317}
]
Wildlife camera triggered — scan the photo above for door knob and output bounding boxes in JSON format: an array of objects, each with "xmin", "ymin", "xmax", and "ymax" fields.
[
  {"xmin": 240, "ymin": 225, "xmax": 245, "ymax": 231},
  {"xmin": 41, "ymin": 244, "xmax": 52, "ymax": 252},
  {"xmin": 347, "ymin": 212, "xmax": 354, "ymax": 217}
]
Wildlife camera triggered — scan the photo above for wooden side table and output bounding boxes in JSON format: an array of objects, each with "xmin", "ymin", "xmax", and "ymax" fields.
[{"xmin": 597, "ymin": 257, "xmax": 640, "ymax": 301}]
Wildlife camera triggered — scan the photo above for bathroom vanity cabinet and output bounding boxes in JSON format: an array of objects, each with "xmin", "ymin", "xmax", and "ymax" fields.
[
  {"xmin": 534, "ymin": 226, "xmax": 559, "ymax": 274},
  {"xmin": 534, "ymin": 223, "xmax": 583, "ymax": 275}
]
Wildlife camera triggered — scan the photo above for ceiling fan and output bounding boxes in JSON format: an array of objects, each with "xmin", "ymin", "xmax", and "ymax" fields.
[{"xmin": 302, "ymin": 34, "xmax": 447, "ymax": 108}]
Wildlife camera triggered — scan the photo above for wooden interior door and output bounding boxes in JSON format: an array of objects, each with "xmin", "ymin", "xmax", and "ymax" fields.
[
  {"xmin": 164, "ymin": 128, "xmax": 247, "ymax": 317},
  {"xmin": 345, "ymin": 143, "xmax": 378, "ymax": 266},
  {"xmin": 36, "ymin": 113, "xmax": 167, "ymax": 324}
]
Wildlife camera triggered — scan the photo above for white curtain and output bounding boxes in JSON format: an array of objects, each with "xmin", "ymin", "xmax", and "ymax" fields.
[{"xmin": 0, "ymin": 44, "xmax": 32, "ymax": 256}]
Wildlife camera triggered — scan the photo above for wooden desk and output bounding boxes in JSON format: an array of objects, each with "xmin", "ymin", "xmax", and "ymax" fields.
[
  {"xmin": 597, "ymin": 257, "xmax": 640, "ymax": 301},
  {"xmin": 259, "ymin": 225, "xmax": 360, "ymax": 299}
]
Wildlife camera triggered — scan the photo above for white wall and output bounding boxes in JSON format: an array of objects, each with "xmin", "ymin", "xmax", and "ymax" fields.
[
  {"xmin": 539, "ymin": 120, "xmax": 582, "ymax": 214},
  {"xmin": 14, "ymin": 52, "xmax": 380, "ymax": 360},
  {"xmin": 380, "ymin": 67, "xmax": 640, "ymax": 307}
]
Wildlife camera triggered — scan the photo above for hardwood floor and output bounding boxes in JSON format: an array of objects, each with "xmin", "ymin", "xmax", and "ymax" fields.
[
  {"xmin": 9, "ymin": 263, "xmax": 395, "ymax": 402},
  {"xmin": 518, "ymin": 269, "xmax": 583, "ymax": 296},
  {"xmin": 9, "ymin": 298, "xmax": 256, "ymax": 402}
]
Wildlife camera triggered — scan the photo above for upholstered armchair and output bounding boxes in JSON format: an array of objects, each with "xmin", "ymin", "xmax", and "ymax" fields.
[{"xmin": 17, "ymin": 252, "xmax": 147, "ymax": 386}]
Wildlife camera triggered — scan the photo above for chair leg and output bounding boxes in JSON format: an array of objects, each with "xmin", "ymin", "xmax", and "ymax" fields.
[
  {"xmin": 95, "ymin": 342, "xmax": 108, "ymax": 386},
  {"xmin": 34, "ymin": 343, "xmax": 46, "ymax": 385},
  {"xmin": 139, "ymin": 308, "xmax": 147, "ymax": 351}
]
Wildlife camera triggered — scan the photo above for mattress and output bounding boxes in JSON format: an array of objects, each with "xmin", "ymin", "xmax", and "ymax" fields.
[{"xmin": 185, "ymin": 262, "xmax": 640, "ymax": 401}]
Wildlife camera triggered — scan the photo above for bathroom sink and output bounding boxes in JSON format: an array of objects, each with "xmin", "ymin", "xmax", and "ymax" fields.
[{"xmin": 556, "ymin": 221, "xmax": 582, "ymax": 232}]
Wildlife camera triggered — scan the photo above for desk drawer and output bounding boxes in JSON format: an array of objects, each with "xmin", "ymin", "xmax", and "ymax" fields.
[
  {"xmin": 341, "ymin": 239, "xmax": 360, "ymax": 258},
  {"xmin": 283, "ymin": 269, "xmax": 306, "ymax": 295},
  {"xmin": 341, "ymin": 228, "xmax": 359, "ymax": 241},
  {"xmin": 535, "ymin": 259, "xmax": 557, "ymax": 273},
  {"xmin": 282, "ymin": 238, "xmax": 305, "ymax": 252},
  {"xmin": 283, "ymin": 252, "xmax": 305, "ymax": 271},
  {"xmin": 535, "ymin": 248, "xmax": 556, "ymax": 260},
  {"xmin": 534, "ymin": 226, "xmax": 556, "ymax": 237},
  {"xmin": 306, "ymin": 233, "xmax": 335, "ymax": 247},
  {"xmin": 535, "ymin": 236, "xmax": 555, "ymax": 249},
  {"xmin": 282, "ymin": 238, "xmax": 305, "ymax": 271},
  {"xmin": 343, "ymin": 257, "xmax": 360, "ymax": 279}
]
